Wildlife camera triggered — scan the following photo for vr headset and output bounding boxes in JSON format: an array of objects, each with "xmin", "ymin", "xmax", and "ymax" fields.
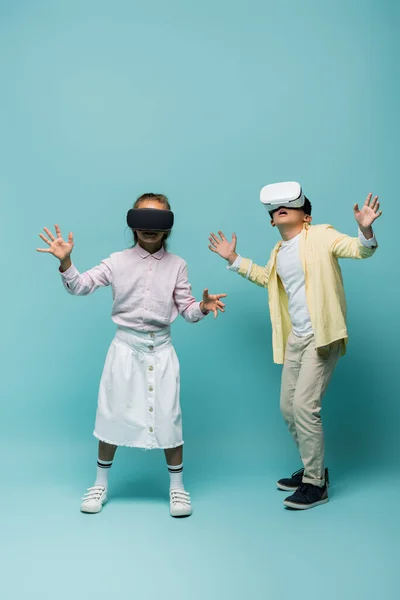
[
  {"xmin": 126, "ymin": 208, "xmax": 174, "ymax": 231},
  {"xmin": 260, "ymin": 181, "xmax": 305, "ymax": 214}
]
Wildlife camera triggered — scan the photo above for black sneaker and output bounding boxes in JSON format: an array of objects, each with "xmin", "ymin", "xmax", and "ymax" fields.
[
  {"xmin": 283, "ymin": 483, "xmax": 329, "ymax": 510},
  {"xmin": 277, "ymin": 467, "xmax": 329, "ymax": 491}
]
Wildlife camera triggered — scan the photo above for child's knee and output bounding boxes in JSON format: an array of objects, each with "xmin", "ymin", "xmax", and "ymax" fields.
[{"xmin": 293, "ymin": 398, "xmax": 322, "ymax": 426}]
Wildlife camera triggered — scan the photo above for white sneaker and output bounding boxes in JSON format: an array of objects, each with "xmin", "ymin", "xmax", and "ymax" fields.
[
  {"xmin": 170, "ymin": 489, "xmax": 192, "ymax": 517},
  {"xmin": 80, "ymin": 486, "xmax": 108, "ymax": 514}
]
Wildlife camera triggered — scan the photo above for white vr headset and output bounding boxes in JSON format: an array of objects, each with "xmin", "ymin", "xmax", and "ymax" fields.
[{"xmin": 260, "ymin": 181, "xmax": 305, "ymax": 212}]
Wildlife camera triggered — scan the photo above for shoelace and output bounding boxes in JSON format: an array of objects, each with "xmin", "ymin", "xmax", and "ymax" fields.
[
  {"xmin": 297, "ymin": 483, "xmax": 317, "ymax": 496},
  {"xmin": 82, "ymin": 486, "xmax": 106, "ymax": 502},
  {"xmin": 170, "ymin": 490, "xmax": 191, "ymax": 506}
]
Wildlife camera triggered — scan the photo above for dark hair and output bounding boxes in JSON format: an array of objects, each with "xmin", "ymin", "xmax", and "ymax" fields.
[
  {"xmin": 131, "ymin": 193, "xmax": 172, "ymax": 249},
  {"xmin": 269, "ymin": 196, "xmax": 312, "ymax": 218},
  {"xmin": 303, "ymin": 196, "xmax": 312, "ymax": 216}
]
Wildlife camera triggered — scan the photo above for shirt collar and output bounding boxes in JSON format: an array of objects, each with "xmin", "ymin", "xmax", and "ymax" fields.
[{"xmin": 133, "ymin": 244, "xmax": 166, "ymax": 260}]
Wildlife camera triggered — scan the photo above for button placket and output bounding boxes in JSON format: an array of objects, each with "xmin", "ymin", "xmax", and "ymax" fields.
[
  {"xmin": 147, "ymin": 333, "xmax": 156, "ymax": 435},
  {"xmin": 145, "ymin": 259, "xmax": 155, "ymax": 312},
  {"xmin": 148, "ymin": 332, "xmax": 155, "ymax": 351}
]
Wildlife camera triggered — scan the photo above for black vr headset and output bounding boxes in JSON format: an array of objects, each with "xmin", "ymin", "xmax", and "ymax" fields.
[{"xmin": 126, "ymin": 208, "xmax": 175, "ymax": 232}]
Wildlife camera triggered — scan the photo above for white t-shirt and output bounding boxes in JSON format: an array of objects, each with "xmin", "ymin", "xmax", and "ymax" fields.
[
  {"xmin": 276, "ymin": 234, "xmax": 313, "ymax": 337},
  {"xmin": 227, "ymin": 227, "xmax": 377, "ymax": 339}
]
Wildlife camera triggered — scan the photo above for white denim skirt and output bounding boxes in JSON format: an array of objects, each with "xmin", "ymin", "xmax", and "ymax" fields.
[{"xmin": 94, "ymin": 326, "xmax": 183, "ymax": 449}]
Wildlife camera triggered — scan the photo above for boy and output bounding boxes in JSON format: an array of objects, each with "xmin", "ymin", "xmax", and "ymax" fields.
[{"xmin": 209, "ymin": 182, "xmax": 381, "ymax": 510}]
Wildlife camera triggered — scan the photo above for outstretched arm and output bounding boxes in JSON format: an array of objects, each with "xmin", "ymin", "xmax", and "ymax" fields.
[
  {"xmin": 37, "ymin": 224, "xmax": 112, "ymax": 294},
  {"xmin": 354, "ymin": 193, "xmax": 382, "ymax": 240},
  {"xmin": 326, "ymin": 193, "xmax": 381, "ymax": 259},
  {"xmin": 60, "ymin": 261, "xmax": 112, "ymax": 295},
  {"xmin": 209, "ymin": 230, "xmax": 270, "ymax": 288},
  {"xmin": 173, "ymin": 263, "xmax": 227, "ymax": 322}
]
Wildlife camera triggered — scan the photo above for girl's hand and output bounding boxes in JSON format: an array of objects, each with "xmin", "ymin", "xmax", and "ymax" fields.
[
  {"xmin": 36, "ymin": 225, "xmax": 74, "ymax": 261},
  {"xmin": 354, "ymin": 193, "xmax": 382, "ymax": 232},
  {"xmin": 200, "ymin": 289, "xmax": 227, "ymax": 319},
  {"xmin": 209, "ymin": 231, "xmax": 238, "ymax": 264}
]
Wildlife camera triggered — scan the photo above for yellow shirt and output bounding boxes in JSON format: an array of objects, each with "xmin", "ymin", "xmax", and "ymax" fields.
[{"xmin": 237, "ymin": 224, "xmax": 377, "ymax": 364}]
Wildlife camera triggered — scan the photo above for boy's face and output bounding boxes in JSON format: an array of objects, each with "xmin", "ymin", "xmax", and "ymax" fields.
[{"xmin": 270, "ymin": 206, "xmax": 312, "ymax": 230}]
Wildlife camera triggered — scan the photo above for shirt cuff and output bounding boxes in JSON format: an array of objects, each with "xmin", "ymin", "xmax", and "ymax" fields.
[
  {"xmin": 358, "ymin": 228, "xmax": 377, "ymax": 248},
  {"xmin": 192, "ymin": 301, "xmax": 209, "ymax": 322},
  {"xmin": 227, "ymin": 255, "xmax": 242, "ymax": 272},
  {"xmin": 59, "ymin": 263, "xmax": 79, "ymax": 279}
]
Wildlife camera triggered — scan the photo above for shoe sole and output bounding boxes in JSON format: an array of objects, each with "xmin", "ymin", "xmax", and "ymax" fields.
[
  {"xmin": 170, "ymin": 509, "xmax": 192, "ymax": 518},
  {"xmin": 80, "ymin": 500, "xmax": 107, "ymax": 514},
  {"xmin": 283, "ymin": 498, "xmax": 329, "ymax": 510}
]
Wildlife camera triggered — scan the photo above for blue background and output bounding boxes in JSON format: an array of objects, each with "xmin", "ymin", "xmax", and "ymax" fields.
[{"xmin": 1, "ymin": 1, "xmax": 398, "ymax": 598}]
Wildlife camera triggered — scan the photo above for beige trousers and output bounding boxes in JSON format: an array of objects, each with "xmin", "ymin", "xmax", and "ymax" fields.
[{"xmin": 280, "ymin": 332, "xmax": 341, "ymax": 487}]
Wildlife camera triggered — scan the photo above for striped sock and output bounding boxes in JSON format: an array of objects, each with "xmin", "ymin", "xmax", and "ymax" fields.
[
  {"xmin": 95, "ymin": 459, "xmax": 113, "ymax": 488},
  {"xmin": 168, "ymin": 463, "xmax": 184, "ymax": 490}
]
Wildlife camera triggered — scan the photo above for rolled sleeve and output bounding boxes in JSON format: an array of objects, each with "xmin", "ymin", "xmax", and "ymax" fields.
[
  {"xmin": 227, "ymin": 256, "xmax": 242, "ymax": 273},
  {"xmin": 358, "ymin": 228, "xmax": 378, "ymax": 248},
  {"xmin": 227, "ymin": 255, "xmax": 255, "ymax": 280}
]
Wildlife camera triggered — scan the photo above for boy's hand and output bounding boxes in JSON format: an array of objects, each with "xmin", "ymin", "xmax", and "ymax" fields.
[
  {"xmin": 200, "ymin": 289, "xmax": 227, "ymax": 319},
  {"xmin": 209, "ymin": 231, "xmax": 238, "ymax": 264},
  {"xmin": 354, "ymin": 193, "xmax": 382, "ymax": 237}
]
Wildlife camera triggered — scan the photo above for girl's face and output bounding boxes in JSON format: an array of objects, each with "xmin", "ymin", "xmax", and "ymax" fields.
[{"xmin": 135, "ymin": 200, "xmax": 167, "ymax": 247}]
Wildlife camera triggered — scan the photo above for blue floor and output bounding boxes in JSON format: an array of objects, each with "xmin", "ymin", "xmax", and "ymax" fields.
[{"xmin": 2, "ymin": 442, "xmax": 398, "ymax": 600}]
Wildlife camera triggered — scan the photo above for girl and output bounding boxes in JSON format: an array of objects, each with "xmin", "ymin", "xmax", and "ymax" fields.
[{"xmin": 37, "ymin": 193, "xmax": 227, "ymax": 517}]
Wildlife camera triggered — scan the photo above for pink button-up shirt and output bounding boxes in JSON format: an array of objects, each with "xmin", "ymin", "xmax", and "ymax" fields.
[{"xmin": 61, "ymin": 245, "xmax": 207, "ymax": 331}]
